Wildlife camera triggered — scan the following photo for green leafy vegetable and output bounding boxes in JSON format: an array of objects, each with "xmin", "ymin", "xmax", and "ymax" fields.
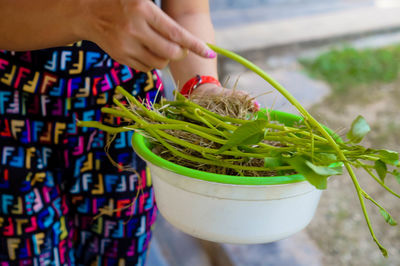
[
  {"xmin": 393, "ymin": 170, "xmax": 400, "ymax": 185},
  {"xmin": 285, "ymin": 156, "xmax": 328, "ymax": 189},
  {"xmin": 375, "ymin": 160, "xmax": 387, "ymax": 182},
  {"xmin": 305, "ymin": 161, "xmax": 343, "ymax": 176},
  {"xmin": 347, "ymin": 115, "xmax": 370, "ymax": 143},
  {"xmin": 377, "ymin": 149, "xmax": 399, "ymax": 166},
  {"xmin": 379, "ymin": 208, "xmax": 397, "ymax": 226},
  {"xmin": 218, "ymin": 119, "xmax": 267, "ymax": 153},
  {"xmin": 315, "ymin": 153, "xmax": 338, "ymax": 163},
  {"xmin": 264, "ymin": 157, "xmax": 283, "ymax": 168}
]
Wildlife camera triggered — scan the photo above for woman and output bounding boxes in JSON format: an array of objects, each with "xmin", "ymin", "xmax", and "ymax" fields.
[{"xmin": 0, "ymin": 0, "xmax": 235, "ymax": 265}]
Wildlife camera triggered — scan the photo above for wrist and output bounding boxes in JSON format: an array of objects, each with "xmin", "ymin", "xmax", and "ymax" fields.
[{"xmin": 180, "ymin": 75, "xmax": 221, "ymax": 96}]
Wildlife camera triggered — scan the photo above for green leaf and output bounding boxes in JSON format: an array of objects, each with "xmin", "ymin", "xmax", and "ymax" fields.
[
  {"xmin": 285, "ymin": 156, "xmax": 328, "ymax": 190},
  {"xmin": 375, "ymin": 160, "xmax": 387, "ymax": 182},
  {"xmin": 393, "ymin": 170, "xmax": 400, "ymax": 184},
  {"xmin": 377, "ymin": 149, "xmax": 399, "ymax": 166},
  {"xmin": 218, "ymin": 120, "xmax": 267, "ymax": 153},
  {"xmin": 379, "ymin": 208, "xmax": 397, "ymax": 226},
  {"xmin": 379, "ymin": 246, "xmax": 388, "ymax": 258},
  {"xmin": 346, "ymin": 115, "xmax": 370, "ymax": 143},
  {"xmin": 315, "ymin": 153, "xmax": 338, "ymax": 164},
  {"xmin": 305, "ymin": 161, "xmax": 343, "ymax": 176},
  {"xmin": 264, "ymin": 157, "xmax": 283, "ymax": 168}
]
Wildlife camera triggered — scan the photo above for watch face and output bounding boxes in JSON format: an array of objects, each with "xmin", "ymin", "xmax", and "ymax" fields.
[{"xmin": 193, "ymin": 75, "xmax": 203, "ymax": 89}]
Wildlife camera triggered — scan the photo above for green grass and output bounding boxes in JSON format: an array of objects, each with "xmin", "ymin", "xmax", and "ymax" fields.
[{"xmin": 299, "ymin": 44, "xmax": 400, "ymax": 93}]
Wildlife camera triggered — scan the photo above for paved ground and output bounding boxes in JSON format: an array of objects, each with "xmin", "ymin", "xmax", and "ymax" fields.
[
  {"xmin": 210, "ymin": 0, "xmax": 373, "ymax": 28},
  {"xmin": 217, "ymin": 30, "xmax": 400, "ymax": 114},
  {"xmin": 215, "ymin": 4, "xmax": 400, "ymax": 52}
]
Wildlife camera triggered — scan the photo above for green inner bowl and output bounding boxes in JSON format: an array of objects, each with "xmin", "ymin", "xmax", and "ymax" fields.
[{"xmin": 132, "ymin": 109, "xmax": 336, "ymax": 186}]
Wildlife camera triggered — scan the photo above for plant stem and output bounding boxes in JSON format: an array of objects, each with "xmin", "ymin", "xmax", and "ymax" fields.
[
  {"xmin": 155, "ymin": 128, "xmax": 293, "ymax": 162},
  {"xmin": 144, "ymin": 124, "xmax": 226, "ymax": 144},
  {"xmin": 357, "ymin": 160, "xmax": 400, "ymax": 199},
  {"xmin": 193, "ymin": 108, "xmax": 230, "ymax": 137},
  {"xmin": 355, "ymin": 183, "xmax": 388, "ymax": 257},
  {"xmin": 149, "ymin": 128, "xmax": 283, "ymax": 172},
  {"xmin": 77, "ymin": 121, "xmax": 137, "ymax": 134}
]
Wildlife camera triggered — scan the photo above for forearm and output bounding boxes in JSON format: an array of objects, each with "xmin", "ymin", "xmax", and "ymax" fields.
[
  {"xmin": 164, "ymin": 5, "xmax": 218, "ymax": 89},
  {"xmin": 0, "ymin": 0, "xmax": 83, "ymax": 51}
]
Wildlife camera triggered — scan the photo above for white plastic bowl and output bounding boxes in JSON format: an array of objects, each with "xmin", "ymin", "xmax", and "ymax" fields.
[{"xmin": 147, "ymin": 162, "xmax": 322, "ymax": 244}]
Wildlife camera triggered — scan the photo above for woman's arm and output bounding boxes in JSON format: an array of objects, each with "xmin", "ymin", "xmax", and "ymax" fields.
[
  {"xmin": 162, "ymin": 0, "xmax": 218, "ymax": 90},
  {"xmin": 0, "ymin": 0, "xmax": 82, "ymax": 50},
  {"xmin": 0, "ymin": 0, "xmax": 215, "ymax": 72},
  {"xmin": 163, "ymin": 0, "xmax": 258, "ymax": 107}
]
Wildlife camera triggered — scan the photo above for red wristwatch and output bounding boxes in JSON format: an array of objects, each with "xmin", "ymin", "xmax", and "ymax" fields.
[{"xmin": 180, "ymin": 75, "xmax": 221, "ymax": 97}]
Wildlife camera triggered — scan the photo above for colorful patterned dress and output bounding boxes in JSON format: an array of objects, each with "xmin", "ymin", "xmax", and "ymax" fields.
[{"xmin": 0, "ymin": 41, "xmax": 162, "ymax": 265}]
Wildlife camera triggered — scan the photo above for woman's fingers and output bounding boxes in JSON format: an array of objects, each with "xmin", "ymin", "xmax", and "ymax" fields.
[
  {"xmin": 119, "ymin": 43, "xmax": 169, "ymax": 72},
  {"xmin": 139, "ymin": 24, "xmax": 188, "ymax": 61},
  {"xmin": 84, "ymin": 0, "xmax": 214, "ymax": 70},
  {"xmin": 147, "ymin": 3, "xmax": 216, "ymax": 59},
  {"xmin": 139, "ymin": 45, "xmax": 170, "ymax": 70},
  {"xmin": 123, "ymin": 57, "xmax": 153, "ymax": 72}
]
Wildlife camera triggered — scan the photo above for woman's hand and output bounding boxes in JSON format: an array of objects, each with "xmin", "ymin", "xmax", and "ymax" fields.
[
  {"xmin": 0, "ymin": 0, "xmax": 215, "ymax": 72},
  {"xmin": 80, "ymin": 0, "xmax": 216, "ymax": 72}
]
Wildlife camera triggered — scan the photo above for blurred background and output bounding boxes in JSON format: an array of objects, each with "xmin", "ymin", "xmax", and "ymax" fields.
[{"xmin": 149, "ymin": 1, "xmax": 400, "ymax": 265}]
